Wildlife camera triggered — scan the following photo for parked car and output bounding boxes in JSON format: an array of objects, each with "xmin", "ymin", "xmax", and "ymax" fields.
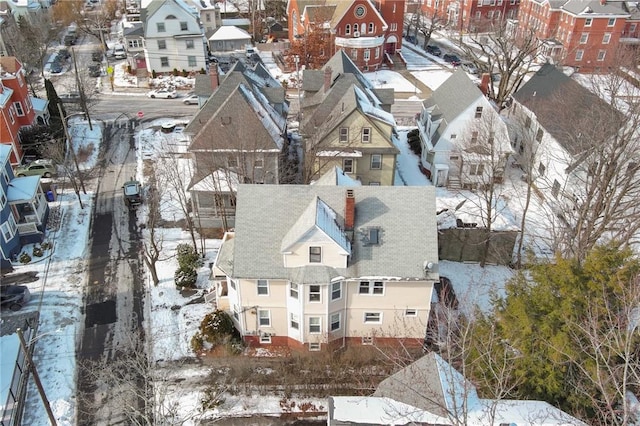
[
  {"xmin": 122, "ymin": 179, "xmax": 142, "ymax": 209},
  {"xmin": 405, "ymin": 35, "xmax": 417, "ymax": 44},
  {"xmin": 91, "ymin": 50, "xmax": 103, "ymax": 62},
  {"xmin": 50, "ymin": 61, "xmax": 64, "ymax": 74},
  {"xmin": 443, "ymin": 54, "xmax": 462, "ymax": 66},
  {"xmin": 460, "ymin": 62, "xmax": 479, "ymax": 74},
  {"xmin": 1, "ymin": 285, "xmax": 31, "ymax": 311},
  {"xmin": 60, "ymin": 92, "xmax": 81, "ymax": 103},
  {"xmin": 183, "ymin": 94, "xmax": 199, "ymax": 105},
  {"xmin": 15, "ymin": 159, "xmax": 56, "ymax": 178},
  {"xmin": 113, "ymin": 45, "xmax": 126, "ymax": 59},
  {"xmin": 147, "ymin": 89, "xmax": 177, "ymax": 99},
  {"xmin": 88, "ymin": 63, "xmax": 101, "ymax": 77},
  {"xmin": 425, "ymin": 45, "xmax": 442, "ymax": 56}
]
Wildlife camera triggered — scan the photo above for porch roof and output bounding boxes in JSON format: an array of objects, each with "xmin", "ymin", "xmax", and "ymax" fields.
[{"xmin": 7, "ymin": 176, "xmax": 39, "ymax": 202}]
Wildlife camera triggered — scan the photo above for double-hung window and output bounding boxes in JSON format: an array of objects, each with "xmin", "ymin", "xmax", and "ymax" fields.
[
  {"xmin": 258, "ymin": 310, "xmax": 270, "ymax": 326},
  {"xmin": 290, "ymin": 313, "xmax": 299, "ymax": 329},
  {"xmin": 359, "ymin": 281, "xmax": 384, "ymax": 295},
  {"xmin": 330, "ymin": 313, "xmax": 341, "ymax": 331},
  {"xmin": 290, "ymin": 283, "xmax": 299, "ymax": 299},
  {"xmin": 370, "ymin": 154, "xmax": 382, "ymax": 170},
  {"xmin": 257, "ymin": 279, "xmax": 269, "ymax": 295},
  {"xmin": 331, "ymin": 282, "xmax": 341, "ymax": 300},
  {"xmin": 364, "ymin": 312, "xmax": 382, "ymax": 323},
  {"xmin": 309, "ymin": 317, "xmax": 321, "ymax": 333},
  {"xmin": 361, "ymin": 127, "xmax": 371, "ymax": 143},
  {"xmin": 309, "ymin": 246, "xmax": 321, "ymax": 263},
  {"xmin": 339, "ymin": 127, "xmax": 349, "ymax": 143},
  {"xmin": 309, "ymin": 285, "xmax": 321, "ymax": 302}
]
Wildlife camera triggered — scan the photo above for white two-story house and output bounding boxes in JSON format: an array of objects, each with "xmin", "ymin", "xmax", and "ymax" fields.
[
  {"xmin": 141, "ymin": 0, "xmax": 207, "ymax": 73},
  {"xmin": 212, "ymin": 183, "xmax": 440, "ymax": 351},
  {"xmin": 417, "ymin": 70, "xmax": 511, "ymax": 189}
]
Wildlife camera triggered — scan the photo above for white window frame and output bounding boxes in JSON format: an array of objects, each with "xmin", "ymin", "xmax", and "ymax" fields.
[
  {"xmin": 290, "ymin": 283, "xmax": 299, "ymax": 299},
  {"xmin": 260, "ymin": 334, "xmax": 271, "ymax": 344},
  {"xmin": 331, "ymin": 282, "xmax": 342, "ymax": 301},
  {"xmin": 158, "ymin": 39, "xmax": 167, "ymax": 50},
  {"xmin": 359, "ymin": 281, "xmax": 384, "ymax": 295},
  {"xmin": 361, "ymin": 127, "xmax": 371, "ymax": 143},
  {"xmin": 343, "ymin": 158, "xmax": 354, "ymax": 173},
  {"xmin": 309, "ymin": 246, "xmax": 321, "ymax": 263},
  {"xmin": 364, "ymin": 312, "xmax": 382, "ymax": 324},
  {"xmin": 575, "ymin": 50, "xmax": 584, "ymax": 61},
  {"xmin": 585, "ymin": 18, "xmax": 592, "ymax": 27},
  {"xmin": 597, "ymin": 50, "xmax": 606, "ymax": 61},
  {"xmin": 339, "ymin": 127, "xmax": 349, "ymax": 143},
  {"xmin": 1, "ymin": 215, "xmax": 17, "ymax": 242},
  {"xmin": 603, "ymin": 33, "xmax": 611, "ymax": 44},
  {"xmin": 362, "ymin": 336, "xmax": 374, "ymax": 345},
  {"xmin": 229, "ymin": 279, "xmax": 236, "ymax": 290},
  {"xmin": 0, "ymin": 190, "xmax": 6, "ymax": 208},
  {"xmin": 608, "ymin": 18, "xmax": 615, "ymax": 26},
  {"xmin": 580, "ymin": 33, "xmax": 588, "ymax": 44},
  {"xmin": 258, "ymin": 309, "xmax": 271, "ymax": 327},
  {"xmin": 160, "ymin": 56, "xmax": 169, "ymax": 67},
  {"xmin": 13, "ymin": 102, "xmax": 24, "ymax": 116},
  {"xmin": 345, "ymin": 24, "xmax": 351, "ymax": 35},
  {"xmin": 157, "ymin": 22, "xmax": 165, "ymax": 32},
  {"xmin": 290, "ymin": 313, "xmax": 299, "ymax": 329},
  {"xmin": 188, "ymin": 56, "xmax": 197, "ymax": 67},
  {"xmin": 257, "ymin": 279, "xmax": 269, "ymax": 295},
  {"xmin": 469, "ymin": 163, "xmax": 485, "ymax": 176},
  {"xmin": 309, "ymin": 316, "xmax": 321, "ymax": 333},
  {"xmin": 186, "ymin": 39, "xmax": 195, "ymax": 49},
  {"xmin": 309, "ymin": 342, "xmax": 321, "ymax": 351},
  {"xmin": 330, "ymin": 313, "xmax": 341, "ymax": 331},
  {"xmin": 370, "ymin": 154, "xmax": 382, "ymax": 170},
  {"xmin": 309, "ymin": 285, "xmax": 321, "ymax": 302}
]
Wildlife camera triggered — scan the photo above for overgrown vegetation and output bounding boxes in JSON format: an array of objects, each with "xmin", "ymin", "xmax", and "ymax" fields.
[
  {"xmin": 191, "ymin": 310, "xmax": 241, "ymax": 352},
  {"xmin": 174, "ymin": 243, "xmax": 201, "ymax": 289}
]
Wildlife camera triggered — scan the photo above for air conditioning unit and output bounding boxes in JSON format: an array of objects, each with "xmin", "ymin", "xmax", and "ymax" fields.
[
  {"xmin": 353, "ymin": 31, "xmax": 360, "ymax": 38},
  {"xmin": 246, "ymin": 330, "xmax": 256, "ymax": 335}
]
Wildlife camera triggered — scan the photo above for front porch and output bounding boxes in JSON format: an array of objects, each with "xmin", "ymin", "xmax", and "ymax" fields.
[{"xmin": 7, "ymin": 175, "xmax": 49, "ymax": 244}]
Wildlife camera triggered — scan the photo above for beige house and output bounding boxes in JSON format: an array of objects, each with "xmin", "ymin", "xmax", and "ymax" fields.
[
  {"xmin": 301, "ymin": 50, "xmax": 398, "ymax": 185},
  {"xmin": 213, "ymin": 183, "xmax": 440, "ymax": 351}
]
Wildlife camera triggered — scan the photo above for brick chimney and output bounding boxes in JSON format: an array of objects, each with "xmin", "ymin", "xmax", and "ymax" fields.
[
  {"xmin": 600, "ymin": 0, "xmax": 606, "ymax": 5},
  {"xmin": 479, "ymin": 73, "xmax": 491, "ymax": 96},
  {"xmin": 324, "ymin": 67, "xmax": 332, "ymax": 93},
  {"xmin": 209, "ymin": 65, "xmax": 219, "ymax": 91},
  {"xmin": 345, "ymin": 189, "xmax": 355, "ymax": 231}
]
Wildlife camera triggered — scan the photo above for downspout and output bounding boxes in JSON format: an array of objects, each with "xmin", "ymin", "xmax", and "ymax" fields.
[{"xmin": 342, "ymin": 279, "xmax": 347, "ymax": 350}]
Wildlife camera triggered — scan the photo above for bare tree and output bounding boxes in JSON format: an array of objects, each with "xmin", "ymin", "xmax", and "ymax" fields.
[
  {"xmin": 53, "ymin": 0, "xmax": 119, "ymax": 45},
  {"xmin": 456, "ymin": 113, "xmax": 512, "ymax": 266},
  {"xmin": 459, "ymin": 19, "xmax": 541, "ymax": 109},
  {"xmin": 415, "ymin": 6, "xmax": 445, "ymax": 50},
  {"xmin": 142, "ymin": 169, "xmax": 164, "ymax": 286}
]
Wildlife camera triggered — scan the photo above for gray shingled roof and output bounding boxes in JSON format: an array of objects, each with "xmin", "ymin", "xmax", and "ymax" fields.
[
  {"xmin": 512, "ymin": 63, "xmax": 621, "ymax": 156},
  {"xmin": 422, "ymin": 69, "xmax": 483, "ymax": 147},
  {"xmin": 185, "ymin": 63, "xmax": 288, "ymax": 152},
  {"xmin": 561, "ymin": 0, "xmax": 630, "ymax": 15},
  {"xmin": 373, "ymin": 352, "xmax": 479, "ymax": 418},
  {"xmin": 230, "ymin": 185, "xmax": 438, "ymax": 281}
]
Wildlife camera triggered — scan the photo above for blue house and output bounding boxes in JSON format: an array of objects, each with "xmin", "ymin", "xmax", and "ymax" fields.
[{"xmin": 1, "ymin": 144, "xmax": 49, "ymax": 270}]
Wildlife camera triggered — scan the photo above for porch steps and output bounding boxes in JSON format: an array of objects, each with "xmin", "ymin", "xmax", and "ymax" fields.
[{"xmin": 448, "ymin": 177, "xmax": 462, "ymax": 189}]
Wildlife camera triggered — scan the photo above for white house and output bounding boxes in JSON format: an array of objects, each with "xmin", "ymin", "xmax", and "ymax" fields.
[
  {"xmin": 186, "ymin": 0, "xmax": 222, "ymax": 37},
  {"xmin": 208, "ymin": 25, "xmax": 251, "ymax": 53},
  {"xmin": 141, "ymin": 0, "xmax": 207, "ymax": 73},
  {"xmin": 417, "ymin": 70, "xmax": 511, "ymax": 189}
]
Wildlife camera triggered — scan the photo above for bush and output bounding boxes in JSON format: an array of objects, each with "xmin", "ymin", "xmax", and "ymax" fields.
[
  {"xmin": 151, "ymin": 70, "xmax": 157, "ymax": 78},
  {"xmin": 191, "ymin": 310, "xmax": 241, "ymax": 352},
  {"xmin": 175, "ymin": 266, "xmax": 198, "ymax": 288},
  {"xmin": 176, "ymin": 243, "xmax": 201, "ymax": 270},
  {"xmin": 181, "ymin": 69, "xmax": 188, "ymax": 77},
  {"xmin": 126, "ymin": 64, "xmax": 132, "ymax": 74},
  {"xmin": 172, "ymin": 68, "xmax": 180, "ymax": 76},
  {"xmin": 33, "ymin": 246, "xmax": 44, "ymax": 257},
  {"xmin": 199, "ymin": 68, "xmax": 206, "ymax": 74},
  {"xmin": 408, "ymin": 136, "xmax": 422, "ymax": 156},
  {"xmin": 19, "ymin": 252, "xmax": 31, "ymax": 264}
]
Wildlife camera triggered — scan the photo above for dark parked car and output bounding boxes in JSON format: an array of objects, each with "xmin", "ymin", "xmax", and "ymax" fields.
[
  {"xmin": 1, "ymin": 285, "xmax": 31, "ymax": 311},
  {"xmin": 443, "ymin": 54, "xmax": 462, "ymax": 66},
  {"xmin": 425, "ymin": 45, "xmax": 442, "ymax": 56},
  {"xmin": 405, "ymin": 35, "xmax": 417, "ymax": 44},
  {"xmin": 88, "ymin": 62, "xmax": 101, "ymax": 77},
  {"xmin": 92, "ymin": 50, "xmax": 103, "ymax": 62}
]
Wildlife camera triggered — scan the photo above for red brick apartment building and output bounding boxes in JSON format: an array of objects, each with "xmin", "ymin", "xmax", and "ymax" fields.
[
  {"xmin": 287, "ymin": 0, "xmax": 406, "ymax": 71},
  {"xmin": 515, "ymin": 0, "xmax": 640, "ymax": 72},
  {"xmin": 419, "ymin": 0, "xmax": 520, "ymax": 32}
]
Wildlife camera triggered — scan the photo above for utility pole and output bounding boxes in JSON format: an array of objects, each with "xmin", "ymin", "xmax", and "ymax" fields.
[
  {"xmin": 72, "ymin": 47, "xmax": 93, "ymax": 131},
  {"xmin": 16, "ymin": 328, "xmax": 57, "ymax": 426},
  {"xmin": 58, "ymin": 103, "xmax": 87, "ymax": 200}
]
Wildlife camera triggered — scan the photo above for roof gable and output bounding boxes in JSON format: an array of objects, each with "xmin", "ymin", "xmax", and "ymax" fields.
[{"xmin": 423, "ymin": 69, "xmax": 483, "ymax": 125}]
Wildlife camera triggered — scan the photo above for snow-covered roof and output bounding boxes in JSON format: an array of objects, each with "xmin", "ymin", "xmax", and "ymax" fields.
[
  {"xmin": 30, "ymin": 96, "xmax": 47, "ymax": 114},
  {"xmin": 0, "ymin": 143, "xmax": 10, "ymax": 164},
  {"xmin": 209, "ymin": 25, "xmax": 250, "ymax": 41},
  {"xmin": 329, "ymin": 396, "xmax": 451, "ymax": 425},
  {"xmin": 189, "ymin": 169, "xmax": 239, "ymax": 192},
  {"xmin": 0, "ymin": 85, "xmax": 13, "ymax": 107},
  {"xmin": 7, "ymin": 175, "xmax": 39, "ymax": 202},
  {"xmin": 312, "ymin": 166, "xmax": 362, "ymax": 186},
  {"xmin": 354, "ymin": 85, "xmax": 396, "ymax": 126}
]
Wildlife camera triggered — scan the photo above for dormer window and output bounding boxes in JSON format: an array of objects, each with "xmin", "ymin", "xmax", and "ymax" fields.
[
  {"xmin": 309, "ymin": 246, "xmax": 322, "ymax": 263},
  {"xmin": 475, "ymin": 106, "xmax": 483, "ymax": 118}
]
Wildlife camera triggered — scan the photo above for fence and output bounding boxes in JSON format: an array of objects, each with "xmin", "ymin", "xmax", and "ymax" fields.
[{"xmin": 438, "ymin": 228, "xmax": 518, "ymax": 265}]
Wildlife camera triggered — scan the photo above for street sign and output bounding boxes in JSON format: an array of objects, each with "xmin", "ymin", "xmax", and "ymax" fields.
[
  {"xmin": 137, "ymin": 111, "xmax": 144, "ymax": 119},
  {"xmin": 106, "ymin": 66, "xmax": 114, "ymax": 75}
]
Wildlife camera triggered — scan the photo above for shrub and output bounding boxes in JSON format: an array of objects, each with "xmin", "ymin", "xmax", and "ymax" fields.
[
  {"xmin": 199, "ymin": 68, "xmax": 206, "ymax": 74},
  {"xmin": 408, "ymin": 137, "xmax": 422, "ymax": 156},
  {"xmin": 172, "ymin": 68, "xmax": 180, "ymax": 76},
  {"xmin": 126, "ymin": 64, "xmax": 132, "ymax": 74},
  {"xmin": 151, "ymin": 70, "xmax": 157, "ymax": 78},
  {"xmin": 181, "ymin": 69, "xmax": 188, "ymax": 77},
  {"xmin": 175, "ymin": 266, "xmax": 197, "ymax": 288},
  {"xmin": 176, "ymin": 243, "xmax": 201, "ymax": 270},
  {"xmin": 19, "ymin": 252, "xmax": 31, "ymax": 264},
  {"xmin": 191, "ymin": 310, "xmax": 241, "ymax": 352},
  {"xmin": 33, "ymin": 246, "xmax": 44, "ymax": 257}
]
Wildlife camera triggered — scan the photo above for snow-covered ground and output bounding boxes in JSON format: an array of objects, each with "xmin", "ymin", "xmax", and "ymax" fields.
[{"xmin": 2, "ymin": 46, "xmax": 560, "ymax": 425}]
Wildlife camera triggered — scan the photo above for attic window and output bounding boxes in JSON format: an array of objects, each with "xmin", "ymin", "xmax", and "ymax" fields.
[
  {"xmin": 475, "ymin": 106, "xmax": 483, "ymax": 118},
  {"xmin": 165, "ymin": 14, "xmax": 177, "ymax": 19},
  {"xmin": 368, "ymin": 228, "xmax": 379, "ymax": 244}
]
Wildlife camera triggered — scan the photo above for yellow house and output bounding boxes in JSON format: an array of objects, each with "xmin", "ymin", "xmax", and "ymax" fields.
[
  {"xmin": 301, "ymin": 50, "xmax": 399, "ymax": 186},
  {"xmin": 213, "ymin": 183, "xmax": 439, "ymax": 351}
]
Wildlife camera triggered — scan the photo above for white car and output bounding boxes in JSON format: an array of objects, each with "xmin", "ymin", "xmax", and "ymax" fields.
[
  {"xmin": 147, "ymin": 89, "xmax": 177, "ymax": 99},
  {"xmin": 183, "ymin": 94, "xmax": 199, "ymax": 105}
]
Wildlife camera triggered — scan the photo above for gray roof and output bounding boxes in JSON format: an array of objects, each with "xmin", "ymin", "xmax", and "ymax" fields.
[
  {"xmin": 373, "ymin": 352, "xmax": 478, "ymax": 418},
  {"xmin": 186, "ymin": 62, "xmax": 288, "ymax": 152},
  {"xmin": 560, "ymin": 0, "xmax": 630, "ymax": 15},
  {"xmin": 312, "ymin": 166, "xmax": 362, "ymax": 186},
  {"xmin": 512, "ymin": 63, "xmax": 620, "ymax": 156},
  {"xmin": 229, "ymin": 184, "xmax": 438, "ymax": 281},
  {"xmin": 422, "ymin": 69, "xmax": 483, "ymax": 146},
  {"xmin": 123, "ymin": 22, "xmax": 143, "ymax": 37}
]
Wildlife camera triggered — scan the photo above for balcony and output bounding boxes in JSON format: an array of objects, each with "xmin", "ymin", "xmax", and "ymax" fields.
[{"xmin": 335, "ymin": 35, "xmax": 385, "ymax": 49}]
